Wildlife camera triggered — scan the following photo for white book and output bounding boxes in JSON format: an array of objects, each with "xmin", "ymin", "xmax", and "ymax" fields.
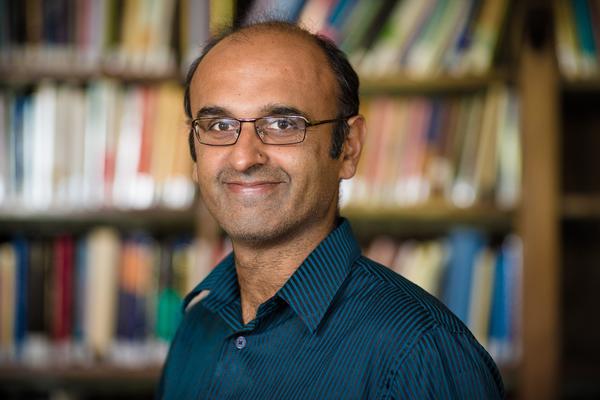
[
  {"xmin": 64, "ymin": 86, "xmax": 88, "ymax": 208},
  {"xmin": 182, "ymin": 0, "xmax": 210, "ymax": 75},
  {"xmin": 53, "ymin": 85, "xmax": 71, "ymax": 208},
  {"xmin": 83, "ymin": 81, "xmax": 116, "ymax": 208},
  {"xmin": 30, "ymin": 83, "xmax": 58, "ymax": 209},
  {"xmin": 113, "ymin": 87, "xmax": 144, "ymax": 209},
  {"xmin": 496, "ymin": 89, "xmax": 521, "ymax": 208},
  {"xmin": 0, "ymin": 93, "xmax": 7, "ymax": 205}
]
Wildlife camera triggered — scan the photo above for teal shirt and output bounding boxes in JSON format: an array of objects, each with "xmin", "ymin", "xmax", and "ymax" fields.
[{"xmin": 158, "ymin": 219, "xmax": 504, "ymax": 399}]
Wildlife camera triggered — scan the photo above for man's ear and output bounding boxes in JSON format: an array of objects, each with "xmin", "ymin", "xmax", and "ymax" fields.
[{"xmin": 339, "ymin": 115, "xmax": 366, "ymax": 180}]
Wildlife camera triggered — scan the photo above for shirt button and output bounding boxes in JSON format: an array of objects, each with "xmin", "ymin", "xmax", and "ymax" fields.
[{"xmin": 235, "ymin": 336, "xmax": 246, "ymax": 350}]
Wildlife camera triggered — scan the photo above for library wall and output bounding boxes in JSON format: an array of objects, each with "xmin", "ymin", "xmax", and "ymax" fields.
[{"xmin": 0, "ymin": 0, "xmax": 598, "ymax": 399}]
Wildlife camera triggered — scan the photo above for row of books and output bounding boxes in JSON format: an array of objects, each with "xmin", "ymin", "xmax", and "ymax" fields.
[
  {"xmin": 1, "ymin": 227, "xmax": 519, "ymax": 367},
  {"xmin": 245, "ymin": 0, "xmax": 509, "ymax": 76},
  {"xmin": 0, "ymin": 230, "xmax": 230, "ymax": 366},
  {"xmin": 365, "ymin": 230, "xmax": 522, "ymax": 366},
  {"xmin": 341, "ymin": 84, "xmax": 521, "ymax": 208},
  {"xmin": 0, "ymin": 81, "xmax": 195, "ymax": 212},
  {"xmin": 555, "ymin": 0, "xmax": 600, "ymax": 78},
  {"xmin": 0, "ymin": 0, "xmax": 234, "ymax": 77}
]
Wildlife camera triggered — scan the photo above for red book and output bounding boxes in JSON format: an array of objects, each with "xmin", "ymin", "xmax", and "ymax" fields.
[{"xmin": 53, "ymin": 236, "xmax": 74, "ymax": 341}]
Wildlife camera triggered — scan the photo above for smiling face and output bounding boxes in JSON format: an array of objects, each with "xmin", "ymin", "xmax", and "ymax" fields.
[{"xmin": 189, "ymin": 29, "xmax": 362, "ymax": 246}]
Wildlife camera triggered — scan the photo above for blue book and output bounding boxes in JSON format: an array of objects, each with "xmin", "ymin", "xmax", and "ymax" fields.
[
  {"xmin": 444, "ymin": 0, "xmax": 480, "ymax": 69},
  {"xmin": 327, "ymin": 0, "xmax": 359, "ymax": 30},
  {"xmin": 246, "ymin": 0, "xmax": 306, "ymax": 23},
  {"xmin": 441, "ymin": 228, "xmax": 486, "ymax": 324},
  {"xmin": 489, "ymin": 248, "xmax": 508, "ymax": 345},
  {"xmin": 72, "ymin": 238, "xmax": 88, "ymax": 342},
  {"xmin": 10, "ymin": 95, "xmax": 27, "ymax": 197},
  {"xmin": 12, "ymin": 237, "xmax": 28, "ymax": 356},
  {"xmin": 571, "ymin": 0, "xmax": 597, "ymax": 57},
  {"xmin": 488, "ymin": 235, "xmax": 521, "ymax": 364}
]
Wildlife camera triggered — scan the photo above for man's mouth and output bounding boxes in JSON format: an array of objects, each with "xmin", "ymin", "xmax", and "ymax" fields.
[{"xmin": 224, "ymin": 181, "xmax": 283, "ymax": 195}]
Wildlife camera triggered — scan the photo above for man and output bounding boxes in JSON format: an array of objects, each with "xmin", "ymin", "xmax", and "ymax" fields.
[{"xmin": 158, "ymin": 21, "xmax": 504, "ymax": 399}]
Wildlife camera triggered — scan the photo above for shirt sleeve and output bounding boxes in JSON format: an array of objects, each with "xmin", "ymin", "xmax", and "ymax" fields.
[{"xmin": 382, "ymin": 325, "xmax": 505, "ymax": 399}]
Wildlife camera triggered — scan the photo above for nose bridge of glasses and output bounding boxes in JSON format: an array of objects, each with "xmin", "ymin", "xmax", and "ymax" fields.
[{"xmin": 237, "ymin": 118, "xmax": 267, "ymax": 143}]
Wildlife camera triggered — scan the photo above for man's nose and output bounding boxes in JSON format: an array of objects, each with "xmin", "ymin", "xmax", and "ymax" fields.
[{"xmin": 228, "ymin": 121, "xmax": 268, "ymax": 171}]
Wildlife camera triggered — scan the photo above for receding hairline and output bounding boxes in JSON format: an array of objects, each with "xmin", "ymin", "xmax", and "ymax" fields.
[
  {"xmin": 190, "ymin": 21, "xmax": 341, "ymax": 112},
  {"xmin": 190, "ymin": 23, "xmax": 340, "ymax": 92}
]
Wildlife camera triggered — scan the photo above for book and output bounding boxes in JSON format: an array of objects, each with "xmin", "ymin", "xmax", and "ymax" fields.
[
  {"xmin": 181, "ymin": 0, "xmax": 210, "ymax": 75},
  {"xmin": 441, "ymin": 228, "xmax": 485, "ymax": 323},
  {"xmin": 488, "ymin": 234, "xmax": 522, "ymax": 365},
  {"xmin": 362, "ymin": 230, "xmax": 521, "ymax": 365},
  {"xmin": 572, "ymin": 0, "xmax": 599, "ymax": 75},
  {"xmin": 0, "ymin": 92, "xmax": 7, "ymax": 204},
  {"xmin": 467, "ymin": 246, "xmax": 496, "ymax": 347},
  {"xmin": 343, "ymin": 86, "xmax": 520, "ymax": 209},
  {"xmin": 0, "ymin": 242, "xmax": 17, "ymax": 361},
  {"xmin": 84, "ymin": 228, "xmax": 120, "ymax": 359}
]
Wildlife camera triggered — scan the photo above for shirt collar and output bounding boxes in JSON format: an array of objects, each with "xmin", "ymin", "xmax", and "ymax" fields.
[{"xmin": 182, "ymin": 218, "xmax": 362, "ymax": 333}]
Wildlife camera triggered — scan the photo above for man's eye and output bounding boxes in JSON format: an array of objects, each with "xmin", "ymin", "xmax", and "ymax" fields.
[
  {"xmin": 209, "ymin": 120, "xmax": 237, "ymax": 131},
  {"xmin": 267, "ymin": 118, "xmax": 298, "ymax": 131}
]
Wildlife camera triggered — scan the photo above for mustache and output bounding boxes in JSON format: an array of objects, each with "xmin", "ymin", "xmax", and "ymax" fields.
[{"xmin": 217, "ymin": 165, "xmax": 290, "ymax": 184}]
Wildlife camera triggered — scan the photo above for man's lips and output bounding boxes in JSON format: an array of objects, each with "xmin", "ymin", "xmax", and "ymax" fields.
[{"xmin": 223, "ymin": 181, "xmax": 283, "ymax": 195}]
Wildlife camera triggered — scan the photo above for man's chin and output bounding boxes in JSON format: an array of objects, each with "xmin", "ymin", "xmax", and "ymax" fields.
[{"xmin": 220, "ymin": 218, "xmax": 296, "ymax": 247}]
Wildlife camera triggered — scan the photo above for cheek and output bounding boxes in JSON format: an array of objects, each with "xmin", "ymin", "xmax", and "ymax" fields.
[{"xmin": 194, "ymin": 152, "xmax": 220, "ymax": 190}]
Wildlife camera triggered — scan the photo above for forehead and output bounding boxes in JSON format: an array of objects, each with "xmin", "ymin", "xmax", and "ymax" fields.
[{"xmin": 190, "ymin": 30, "xmax": 338, "ymax": 117}]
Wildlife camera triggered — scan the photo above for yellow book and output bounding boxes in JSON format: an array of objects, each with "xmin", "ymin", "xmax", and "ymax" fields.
[
  {"xmin": 210, "ymin": 0, "xmax": 235, "ymax": 35},
  {"xmin": 467, "ymin": 247, "xmax": 496, "ymax": 347},
  {"xmin": 463, "ymin": 0, "xmax": 508, "ymax": 74},
  {"xmin": 84, "ymin": 228, "xmax": 120, "ymax": 359},
  {"xmin": 473, "ymin": 83, "xmax": 503, "ymax": 203},
  {"xmin": 0, "ymin": 244, "xmax": 16, "ymax": 359}
]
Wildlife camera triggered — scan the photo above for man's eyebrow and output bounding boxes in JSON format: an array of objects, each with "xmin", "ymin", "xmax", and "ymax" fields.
[
  {"xmin": 194, "ymin": 104, "xmax": 311, "ymax": 119},
  {"xmin": 195, "ymin": 106, "xmax": 231, "ymax": 118},
  {"xmin": 260, "ymin": 104, "xmax": 310, "ymax": 119}
]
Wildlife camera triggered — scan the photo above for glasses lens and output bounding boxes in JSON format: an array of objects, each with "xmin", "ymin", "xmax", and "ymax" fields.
[
  {"xmin": 257, "ymin": 116, "xmax": 307, "ymax": 144},
  {"xmin": 195, "ymin": 118, "xmax": 240, "ymax": 145}
]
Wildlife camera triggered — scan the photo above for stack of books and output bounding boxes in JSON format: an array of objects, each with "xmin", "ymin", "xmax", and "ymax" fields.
[
  {"xmin": 245, "ymin": 0, "xmax": 509, "ymax": 76},
  {"xmin": 0, "ymin": 230, "xmax": 229, "ymax": 366},
  {"xmin": 0, "ymin": 82, "xmax": 195, "ymax": 212},
  {"xmin": 366, "ymin": 230, "xmax": 522, "ymax": 367},
  {"xmin": 341, "ymin": 84, "xmax": 520, "ymax": 209},
  {"xmin": 555, "ymin": 0, "xmax": 600, "ymax": 79}
]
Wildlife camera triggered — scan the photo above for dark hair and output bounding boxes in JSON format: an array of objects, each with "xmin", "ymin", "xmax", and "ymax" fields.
[{"xmin": 183, "ymin": 21, "xmax": 360, "ymax": 161}]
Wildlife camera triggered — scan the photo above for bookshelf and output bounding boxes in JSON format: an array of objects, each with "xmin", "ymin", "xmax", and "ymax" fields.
[
  {"xmin": 557, "ymin": 22, "xmax": 600, "ymax": 398},
  {"xmin": 3, "ymin": 0, "xmax": 597, "ymax": 399}
]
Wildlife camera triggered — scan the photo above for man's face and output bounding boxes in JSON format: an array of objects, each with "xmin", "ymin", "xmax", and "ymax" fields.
[{"xmin": 189, "ymin": 31, "xmax": 353, "ymax": 244}]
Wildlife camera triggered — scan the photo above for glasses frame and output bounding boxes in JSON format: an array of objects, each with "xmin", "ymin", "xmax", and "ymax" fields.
[{"xmin": 190, "ymin": 115, "xmax": 351, "ymax": 146}]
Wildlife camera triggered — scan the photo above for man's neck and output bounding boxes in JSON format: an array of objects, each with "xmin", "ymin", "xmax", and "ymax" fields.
[{"xmin": 233, "ymin": 218, "xmax": 337, "ymax": 325}]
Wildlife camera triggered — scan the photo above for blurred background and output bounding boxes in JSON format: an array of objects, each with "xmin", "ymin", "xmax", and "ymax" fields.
[{"xmin": 0, "ymin": 0, "xmax": 598, "ymax": 399}]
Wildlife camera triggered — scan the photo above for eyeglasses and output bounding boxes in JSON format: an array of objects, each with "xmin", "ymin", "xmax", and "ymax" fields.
[{"xmin": 190, "ymin": 115, "xmax": 349, "ymax": 146}]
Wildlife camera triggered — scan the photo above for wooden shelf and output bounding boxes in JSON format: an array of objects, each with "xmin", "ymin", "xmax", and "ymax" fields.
[
  {"xmin": 359, "ymin": 71, "xmax": 510, "ymax": 94},
  {"xmin": 562, "ymin": 76, "xmax": 600, "ymax": 92},
  {"xmin": 0, "ymin": 207, "xmax": 197, "ymax": 234},
  {"xmin": 342, "ymin": 202, "xmax": 515, "ymax": 236},
  {"xmin": 0, "ymin": 364, "xmax": 160, "ymax": 393},
  {"xmin": 562, "ymin": 194, "xmax": 600, "ymax": 219},
  {"xmin": 0, "ymin": 66, "xmax": 181, "ymax": 85}
]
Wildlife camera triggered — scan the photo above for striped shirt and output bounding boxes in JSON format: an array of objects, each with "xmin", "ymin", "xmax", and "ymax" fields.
[{"xmin": 157, "ymin": 219, "xmax": 504, "ymax": 399}]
